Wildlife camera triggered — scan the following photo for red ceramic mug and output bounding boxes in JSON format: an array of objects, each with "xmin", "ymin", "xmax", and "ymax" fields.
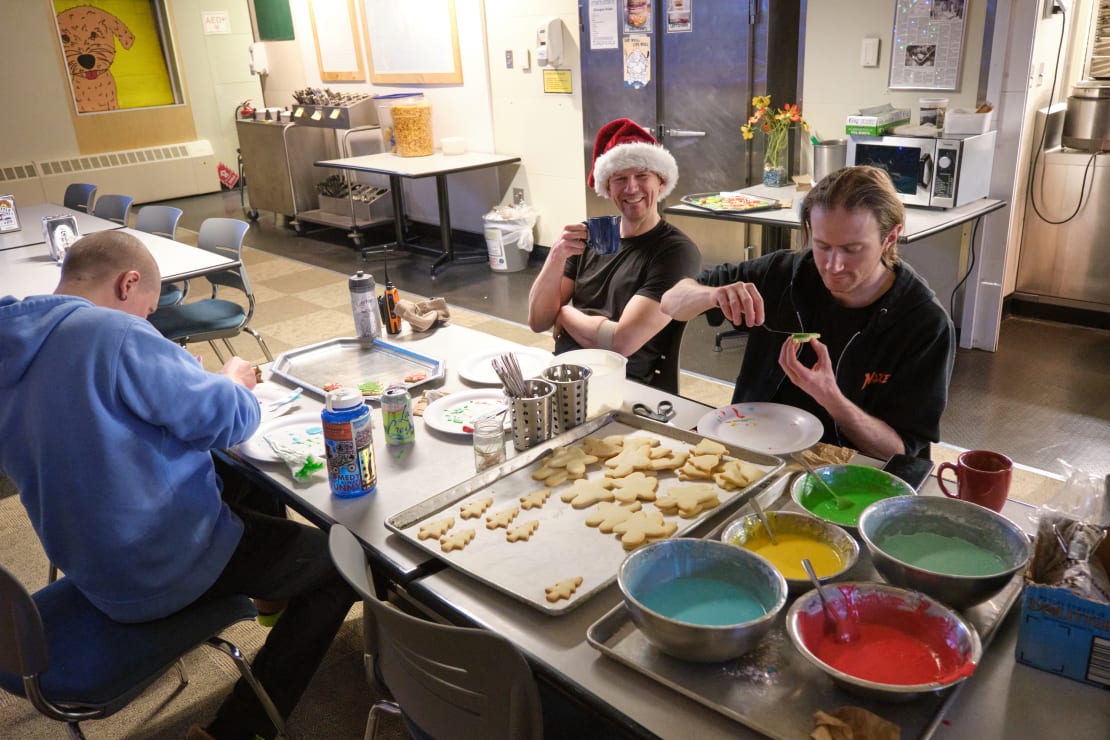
[{"xmin": 937, "ymin": 450, "xmax": 1013, "ymax": 512}]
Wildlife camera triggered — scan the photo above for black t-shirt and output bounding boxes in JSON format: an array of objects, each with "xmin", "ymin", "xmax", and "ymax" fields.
[
  {"xmin": 772, "ymin": 290, "xmax": 878, "ymax": 444},
  {"xmin": 557, "ymin": 220, "xmax": 700, "ymax": 390}
]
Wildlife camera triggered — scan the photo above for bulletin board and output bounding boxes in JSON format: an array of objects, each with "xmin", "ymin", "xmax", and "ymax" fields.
[
  {"xmin": 255, "ymin": 0, "xmax": 295, "ymax": 41},
  {"xmin": 361, "ymin": 0, "xmax": 463, "ymax": 84},
  {"xmin": 308, "ymin": 0, "xmax": 365, "ymax": 81}
]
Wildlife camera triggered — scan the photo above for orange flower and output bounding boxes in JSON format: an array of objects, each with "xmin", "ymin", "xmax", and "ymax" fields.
[{"xmin": 740, "ymin": 95, "xmax": 809, "ymax": 168}]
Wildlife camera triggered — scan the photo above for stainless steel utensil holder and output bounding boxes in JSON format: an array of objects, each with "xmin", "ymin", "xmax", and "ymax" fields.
[
  {"xmin": 509, "ymin": 379, "xmax": 555, "ymax": 451},
  {"xmin": 543, "ymin": 364, "xmax": 591, "ymax": 434}
]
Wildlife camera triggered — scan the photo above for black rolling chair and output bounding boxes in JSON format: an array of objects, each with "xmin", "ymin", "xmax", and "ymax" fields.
[
  {"xmin": 0, "ymin": 565, "xmax": 285, "ymax": 740},
  {"xmin": 63, "ymin": 183, "xmax": 97, "ymax": 214}
]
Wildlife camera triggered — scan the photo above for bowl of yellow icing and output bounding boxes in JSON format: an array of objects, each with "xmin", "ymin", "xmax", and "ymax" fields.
[{"xmin": 722, "ymin": 510, "xmax": 859, "ymax": 594}]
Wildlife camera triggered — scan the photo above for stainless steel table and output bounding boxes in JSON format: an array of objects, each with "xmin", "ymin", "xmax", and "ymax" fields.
[
  {"xmin": 230, "ymin": 323, "xmax": 710, "ymax": 582},
  {"xmin": 0, "ymin": 203, "xmax": 122, "ymax": 251},
  {"xmin": 0, "ymin": 227, "xmax": 237, "ymax": 299},
  {"xmin": 315, "ymin": 152, "xmax": 521, "ymax": 277}
]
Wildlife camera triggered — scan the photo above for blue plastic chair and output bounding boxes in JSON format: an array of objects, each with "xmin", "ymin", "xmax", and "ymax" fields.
[
  {"xmin": 135, "ymin": 205, "xmax": 188, "ymax": 307},
  {"xmin": 63, "ymin": 183, "xmax": 97, "ymax": 214},
  {"xmin": 0, "ymin": 565, "xmax": 285, "ymax": 740},
  {"xmin": 148, "ymin": 217, "xmax": 272, "ymax": 362},
  {"xmin": 92, "ymin": 194, "xmax": 134, "ymax": 226}
]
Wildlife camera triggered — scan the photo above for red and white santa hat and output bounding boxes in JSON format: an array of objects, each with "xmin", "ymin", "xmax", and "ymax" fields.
[{"xmin": 588, "ymin": 118, "xmax": 678, "ymax": 199}]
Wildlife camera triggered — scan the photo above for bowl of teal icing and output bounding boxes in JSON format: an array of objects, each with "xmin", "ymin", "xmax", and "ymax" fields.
[
  {"xmin": 617, "ymin": 538, "xmax": 787, "ymax": 662},
  {"xmin": 858, "ymin": 495, "xmax": 1032, "ymax": 609}
]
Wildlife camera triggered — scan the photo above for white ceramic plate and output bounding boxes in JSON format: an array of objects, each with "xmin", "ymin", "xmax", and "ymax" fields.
[
  {"xmin": 423, "ymin": 390, "xmax": 508, "ymax": 436},
  {"xmin": 696, "ymin": 402, "xmax": 823, "ymax": 455},
  {"xmin": 252, "ymin": 383, "xmax": 303, "ymax": 423},
  {"xmin": 458, "ymin": 347, "xmax": 554, "ymax": 386},
  {"xmin": 238, "ymin": 411, "xmax": 325, "ymax": 463}
]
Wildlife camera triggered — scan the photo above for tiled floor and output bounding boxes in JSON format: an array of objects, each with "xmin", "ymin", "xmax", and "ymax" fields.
[{"xmin": 162, "ymin": 190, "xmax": 1110, "ymax": 479}]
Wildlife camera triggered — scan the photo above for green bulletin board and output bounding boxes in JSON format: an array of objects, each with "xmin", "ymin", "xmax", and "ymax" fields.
[{"xmin": 255, "ymin": 0, "xmax": 294, "ymax": 41}]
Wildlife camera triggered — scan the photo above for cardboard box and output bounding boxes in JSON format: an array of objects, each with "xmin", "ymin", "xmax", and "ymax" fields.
[
  {"xmin": 845, "ymin": 107, "xmax": 910, "ymax": 136},
  {"xmin": 944, "ymin": 109, "xmax": 996, "ymax": 135},
  {"xmin": 1015, "ymin": 533, "xmax": 1110, "ymax": 689}
]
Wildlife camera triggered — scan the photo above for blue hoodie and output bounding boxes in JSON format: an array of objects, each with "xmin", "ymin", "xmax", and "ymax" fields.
[{"xmin": 0, "ymin": 294, "xmax": 259, "ymax": 622}]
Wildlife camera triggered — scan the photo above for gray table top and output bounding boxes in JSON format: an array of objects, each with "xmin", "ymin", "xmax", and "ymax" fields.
[{"xmin": 0, "ymin": 203, "xmax": 121, "ymax": 252}]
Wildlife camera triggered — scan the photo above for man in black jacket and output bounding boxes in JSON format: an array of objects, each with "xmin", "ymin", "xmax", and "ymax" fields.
[{"xmin": 661, "ymin": 166, "xmax": 954, "ymax": 459}]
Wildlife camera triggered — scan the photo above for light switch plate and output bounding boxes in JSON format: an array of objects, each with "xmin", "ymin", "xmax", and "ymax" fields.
[
  {"xmin": 517, "ymin": 48, "xmax": 531, "ymax": 71},
  {"xmin": 861, "ymin": 37, "xmax": 880, "ymax": 67}
]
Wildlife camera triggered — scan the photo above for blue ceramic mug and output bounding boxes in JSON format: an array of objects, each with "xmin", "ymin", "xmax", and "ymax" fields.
[{"xmin": 586, "ymin": 216, "xmax": 621, "ymax": 255}]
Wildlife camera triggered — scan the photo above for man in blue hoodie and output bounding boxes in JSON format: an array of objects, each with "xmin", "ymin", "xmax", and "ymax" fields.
[
  {"xmin": 0, "ymin": 231, "xmax": 354, "ymax": 740},
  {"xmin": 662, "ymin": 166, "xmax": 955, "ymax": 459}
]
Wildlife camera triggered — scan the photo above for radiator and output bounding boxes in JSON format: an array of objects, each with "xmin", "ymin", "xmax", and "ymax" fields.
[{"xmin": 0, "ymin": 140, "xmax": 219, "ymax": 206}]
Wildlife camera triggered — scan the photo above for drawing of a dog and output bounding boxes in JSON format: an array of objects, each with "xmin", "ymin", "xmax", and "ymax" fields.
[{"xmin": 57, "ymin": 6, "xmax": 135, "ymax": 113}]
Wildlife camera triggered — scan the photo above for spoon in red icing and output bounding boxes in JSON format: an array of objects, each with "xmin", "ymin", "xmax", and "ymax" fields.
[{"xmin": 803, "ymin": 558, "xmax": 858, "ymax": 644}]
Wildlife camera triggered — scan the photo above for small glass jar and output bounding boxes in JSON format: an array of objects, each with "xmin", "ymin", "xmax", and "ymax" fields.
[{"xmin": 472, "ymin": 415, "xmax": 506, "ymax": 472}]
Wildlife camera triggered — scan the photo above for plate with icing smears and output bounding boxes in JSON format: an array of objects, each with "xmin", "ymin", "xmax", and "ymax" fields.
[
  {"xmin": 696, "ymin": 402, "xmax": 823, "ymax": 455},
  {"xmin": 423, "ymin": 390, "xmax": 509, "ymax": 436}
]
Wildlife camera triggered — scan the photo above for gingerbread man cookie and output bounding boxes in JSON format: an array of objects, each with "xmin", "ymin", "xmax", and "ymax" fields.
[
  {"xmin": 418, "ymin": 516, "xmax": 455, "ymax": 540},
  {"xmin": 460, "ymin": 497, "xmax": 493, "ymax": 519},
  {"xmin": 559, "ymin": 478, "xmax": 615, "ymax": 509},
  {"xmin": 439, "ymin": 528, "xmax": 475, "ymax": 552},
  {"xmin": 580, "ymin": 435, "xmax": 624, "ymax": 460},
  {"xmin": 691, "ymin": 438, "xmax": 729, "ymax": 456},
  {"xmin": 609, "ymin": 471, "xmax": 658, "ymax": 503},
  {"xmin": 585, "ymin": 500, "xmax": 642, "ymax": 533},
  {"xmin": 656, "ymin": 484, "xmax": 722, "ymax": 518},
  {"xmin": 545, "ymin": 575, "xmax": 584, "ymax": 603},
  {"xmin": 485, "ymin": 505, "xmax": 520, "ymax": 530},
  {"xmin": 612, "ymin": 511, "xmax": 679, "ymax": 550},
  {"xmin": 543, "ymin": 445, "xmax": 599, "ymax": 476},
  {"xmin": 714, "ymin": 459, "xmax": 763, "ymax": 490},
  {"xmin": 604, "ymin": 440, "xmax": 657, "ymax": 478}
]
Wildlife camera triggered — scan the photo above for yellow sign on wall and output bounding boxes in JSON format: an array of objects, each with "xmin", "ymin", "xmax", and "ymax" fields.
[
  {"xmin": 53, "ymin": 0, "xmax": 176, "ymax": 113},
  {"xmin": 542, "ymin": 69, "xmax": 573, "ymax": 94}
]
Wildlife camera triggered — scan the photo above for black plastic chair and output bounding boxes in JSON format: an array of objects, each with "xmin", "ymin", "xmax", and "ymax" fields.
[
  {"xmin": 91, "ymin": 194, "xmax": 134, "ymax": 226},
  {"xmin": 148, "ymin": 217, "xmax": 272, "ymax": 362},
  {"xmin": 328, "ymin": 525, "xmax": 544, "ymax": 740},
  {"xmin": 135, "ymin": 205, "xmax": 188, "ymax": 307},
  {"xmin": 0, "ymin": 565, "xmax": 285, "ymax": 740},
  {"xmin": 63, "ymin": 183, "xmax": 97, "ymax": 214}
]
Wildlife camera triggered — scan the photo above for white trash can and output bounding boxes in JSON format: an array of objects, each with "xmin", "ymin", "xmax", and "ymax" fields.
[{"xmin": 483, "ymin": 204, "xmax": 536, "ymax": 273}]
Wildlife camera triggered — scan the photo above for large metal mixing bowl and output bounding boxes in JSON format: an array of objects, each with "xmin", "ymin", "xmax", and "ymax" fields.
[
  {"xmin": 786, "ymin": 581, "xmax": 982, "ymax": 702},
  {"xmin": 618, "ymin": 538, "xmax": 787, "ymax": 663},
  {"xmin": 857, "ymin": 495, "xmax": 1032, "ymax": 609},
  {"xmin": 790, "ymin": 464, "xmax": 915, "ymax": 534}
]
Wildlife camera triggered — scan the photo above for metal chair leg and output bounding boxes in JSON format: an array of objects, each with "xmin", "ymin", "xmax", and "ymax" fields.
[
  {"xmin": 65, "ymin": 722, "xmax": 87, "ymax": 740},
  {"xmin": 174, "ymin": 658, "xmax": 189, "ymax": 687},
  {"xmin": 364, "ymin": 700, "xmax": 402, "ymax": 740},
  {"xmin": 206, "ymin": 636, "xmax": 286, "ymax": 739},
  {"xmin": 242, "ymin": 327, "xmax": 273, "ymax": 361},
  {"xmin": 48, "ymin": 563, "xmax": 58, "ymax": 583},
  {"xmin": 207, "ymin": 340, "xmax": 228, "ymax": 363}
]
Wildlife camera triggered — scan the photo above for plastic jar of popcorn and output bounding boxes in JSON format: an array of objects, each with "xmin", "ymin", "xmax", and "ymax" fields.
[{"xmin": 391, "ymin": 99, "xmax": 434, "ymax": 157}]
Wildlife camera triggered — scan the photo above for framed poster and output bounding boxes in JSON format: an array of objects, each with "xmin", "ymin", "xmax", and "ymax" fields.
[
  {"xmin": 888, "ymin": 0, "xmax": 967, "ymax": 90},
  {"xmin": 362, "ymin": 0, "xmax": 462, "ymax": 84},
  {"xmin": 0, "ymin": 195, "xmax": 19, "ymax": 233},
  {"xmin": 308, "ymin": 0, "xmax": 366, "ymax": 81},
  {"xmin": 43, "ymin": 215, "xmax": 80, "ymax": 262}
]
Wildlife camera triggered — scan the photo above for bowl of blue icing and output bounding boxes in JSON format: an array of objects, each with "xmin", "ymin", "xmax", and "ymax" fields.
[
  {"xmin": 617, "ymin": 538, "xmax": 787, "ymax": 662},
  {"xmin": 858, "ymin": 495, "xmax": 1032, "ymax": 609}
]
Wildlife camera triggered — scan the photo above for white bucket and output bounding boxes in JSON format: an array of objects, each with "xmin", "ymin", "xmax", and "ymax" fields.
[{"xmin": 551, "ymin": 349, "xmax": 626, "ymax": 418}]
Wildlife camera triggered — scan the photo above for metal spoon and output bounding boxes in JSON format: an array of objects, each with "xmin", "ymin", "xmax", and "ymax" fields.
[
  {"xmin": 802, "ymin": 558, "xmax": 857, "ymax": 644},
  {"xmin": 793, "ymin": 453, "xmax": 852, "ymax": 510},
  {"xmin": 749, "ymin": 497, "xmax": 778, "ymax": 545}
]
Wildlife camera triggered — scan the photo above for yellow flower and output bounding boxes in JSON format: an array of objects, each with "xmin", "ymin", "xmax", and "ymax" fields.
[{"xmin": 741, "ymin": 95, "xmax": 808, "ymax": 168}]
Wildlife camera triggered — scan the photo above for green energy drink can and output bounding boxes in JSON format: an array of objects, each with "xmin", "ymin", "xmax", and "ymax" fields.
[{"xmin": 381, "ymin": 384, "xmax": 415, "ymax": 446}]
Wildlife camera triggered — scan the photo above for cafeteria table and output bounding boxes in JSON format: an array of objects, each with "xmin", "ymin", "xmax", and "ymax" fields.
[
  {"xmin": 0, "ymin": 203, "xmax": 123, "ymax": 251},
  {"xmin": 229, "ymin": 324, "xmax": 1109, "ymax": 739},
  {"xmin": 0, "ymin": 227, "xmax": 238, "ymax": 300},
  {"xmin": 314, "ymin": 151, "xmax": 521, "ymax": 277}
]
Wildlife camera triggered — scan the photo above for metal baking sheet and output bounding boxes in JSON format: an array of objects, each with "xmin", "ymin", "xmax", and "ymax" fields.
[
  {"xmin": 270, "ymin": 336, "xmax": 444, "ymax": 401},
  {"xmin": 386, "ymin": 411, "xmax": 785, "ymax": 615},
  {"xmin": 585, "ymin": 528, "xmax": 1024, "ymax": 739}
]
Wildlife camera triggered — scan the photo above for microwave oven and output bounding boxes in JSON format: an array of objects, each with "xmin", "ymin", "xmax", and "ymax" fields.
[{"xmin": 847, "ymin": 130, "xmax": 996, "ymax": 209}]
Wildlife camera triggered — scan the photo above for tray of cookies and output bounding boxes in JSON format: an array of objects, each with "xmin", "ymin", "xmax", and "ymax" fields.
[
  {"xmin": 270, "ymin": 336, "xmax": 444, "ymax": 401},
  {"xmin": 385, "ymin": 411, "xmax": 785, "ymax": 614}
]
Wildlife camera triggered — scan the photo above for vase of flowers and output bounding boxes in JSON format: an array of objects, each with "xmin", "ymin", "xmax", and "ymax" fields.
[{"xmin": 742, "ymin": 95, "xmax": 808, "ymax": 188}]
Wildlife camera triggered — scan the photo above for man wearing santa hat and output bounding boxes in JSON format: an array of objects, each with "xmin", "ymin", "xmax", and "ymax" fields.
[{"xmin": 527, "ymin": 118, "xmax": 701, "ymax": 392}]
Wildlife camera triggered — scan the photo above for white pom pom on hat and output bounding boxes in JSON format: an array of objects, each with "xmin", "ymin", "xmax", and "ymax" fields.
[{"xmin": 588, "ymin": 118, "xmax": 678, "ymax": 200}]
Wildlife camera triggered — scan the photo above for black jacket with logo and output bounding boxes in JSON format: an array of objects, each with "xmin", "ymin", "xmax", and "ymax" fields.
[{"xmin": 698, "ymin": 250, "xmax": 955, "ymax": 458}]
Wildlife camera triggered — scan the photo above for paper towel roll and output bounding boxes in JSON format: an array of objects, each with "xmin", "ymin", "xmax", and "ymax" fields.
[{"xmin": 441, "ymin": 137, "xmax": 466, "ymax": 155}]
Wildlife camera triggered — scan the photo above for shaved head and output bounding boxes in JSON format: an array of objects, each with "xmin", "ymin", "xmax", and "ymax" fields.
[{"xmin": 57, "ymin": 231, "xmax": 162, "ymax": 317}]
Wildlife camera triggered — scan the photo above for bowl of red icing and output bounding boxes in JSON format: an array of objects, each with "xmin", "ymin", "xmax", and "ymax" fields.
[{"xmin": 785, "ymin": 581, "xmax": 981, "ymax": 701}]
